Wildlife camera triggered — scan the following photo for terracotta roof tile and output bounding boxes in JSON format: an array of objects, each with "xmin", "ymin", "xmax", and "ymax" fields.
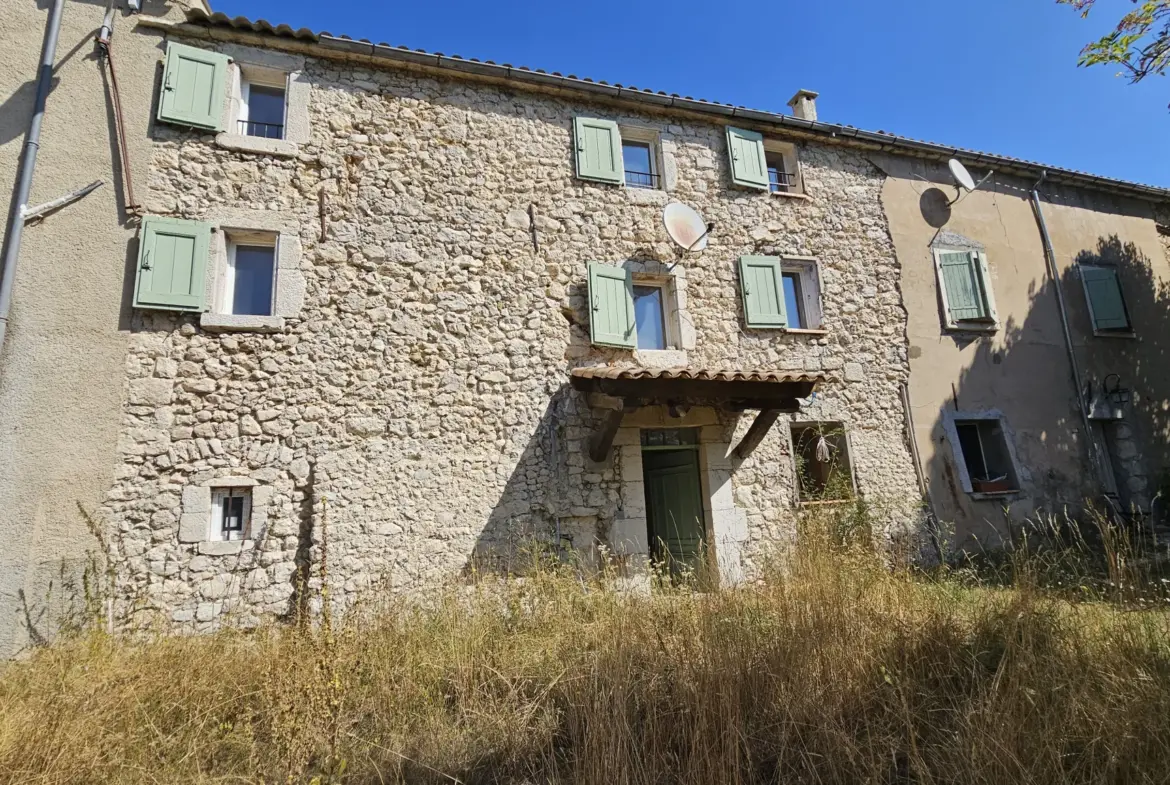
[{"xmin": 570, "ymin": 366, "xmax": 825, "ymax": 385}]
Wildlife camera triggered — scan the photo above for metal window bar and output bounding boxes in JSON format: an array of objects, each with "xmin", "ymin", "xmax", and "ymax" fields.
[
  {"xmin": 238, "ymin": 120, "xmax": 284, "ymax": 139},
  {"xmin": 624, "ymin": 170, "xmax": 660, "ymax": 189},
  {"xmin": 768, "ymin": 168, "xmax": 797, "ymax": 193}
]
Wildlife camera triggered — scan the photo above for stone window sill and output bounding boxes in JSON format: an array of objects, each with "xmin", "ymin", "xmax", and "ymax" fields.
[
  {"xmin": 633, "ymin": 348, "xmax": 688, "ymax": 367},
  {"xmin": 797, "ymin": 498, "xmax": 853, "ymax": 507},
  {"xmin": 970, "ymin": 491, "xmax": 1021, "ymax": 501},
  {"xmin": 946, "ymin": 323, "xmax": 998, "ymax": 334},
  {"xmin": 201, "ymin": 313, "xmax": 284, "ymax": 333},
  {"xmin": 198, "ymin": 539, "xmax": 254, "ymax": 556},
  {"xmin": 215, "ymin": 133, "xmax": 299, "ymax": 158},
  {"xmin": 1092, "ymin": 330, "xmax": 1137, "ymax": 340},
  {"xmin": 770, "ymin": 190, "xmax": 811, "ymax": 201},
  {"xmin": 786, "ymin": 328, "xmax": 828, "ymax": 336}
]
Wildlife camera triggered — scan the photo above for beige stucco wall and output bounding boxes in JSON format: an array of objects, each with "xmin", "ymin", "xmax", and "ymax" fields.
[
  {"xmin": 0, "ymin": 0, "xmax": 196, "ymax": 657},
  {"xmin": 880, "ymin": 155, "xmax": 1170, "ymax": 546}
]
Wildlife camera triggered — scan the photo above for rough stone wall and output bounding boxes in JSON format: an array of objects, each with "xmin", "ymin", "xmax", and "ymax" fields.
[{"xmin": 101, "ymin": 42, "xmax": 920, "ymax": 630}]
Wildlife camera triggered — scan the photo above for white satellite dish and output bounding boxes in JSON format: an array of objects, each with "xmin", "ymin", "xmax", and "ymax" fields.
[
  {"xmin": 948, "ymin": 159, "xmax": 977, "ymax": 192},
  {"xmin": 663, "ymin": 202, "xmax": 712, "ymax": 252}
]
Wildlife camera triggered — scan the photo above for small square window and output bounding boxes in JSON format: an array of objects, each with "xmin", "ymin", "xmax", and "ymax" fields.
[
  {"xmin": 210, "ymin": 488, "xmax": 251, "ymax": 541},
  {"xmin": 953, "ymin": 419, "xmax": 1019, "ymax": 494},
  {"xmin": 766, "ymin": 151, "xmax": 798, "ymax": 194},
  {"xmin": 791, "ymin": 423, "xmax": 854, "ymax": 502},
  {"xmin": 622, "ymin": 139, "xmax": 659, "ymax": 189},
  {"xmin": 1080, "ymin": 264, "xmax": 1133, "ymax": 335},
  {"xmin": 632, "ymin": 284, "xmax": 667, "ymax": 350},
  {"xmin": 240, "ymin": 78, "xmax": 286, "ymax": 140},
  {"xmin": 222, "ymin": 234, "xmax": 277, "ymax": 316}
]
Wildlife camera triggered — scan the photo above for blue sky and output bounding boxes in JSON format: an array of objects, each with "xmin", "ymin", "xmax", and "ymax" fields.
[{"xmin": 214, "ymin": 0, "xmax": 1170, "ymax": 187}]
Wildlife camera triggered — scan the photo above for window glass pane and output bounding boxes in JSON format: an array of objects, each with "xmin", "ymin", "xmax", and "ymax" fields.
[
  {"xmin": 955, "ymin": 422, "xmax": 989, "ymax": 480},
  {"xmin": 245, "ymin": 84, "xmax": 286, "ymax": 139},
  {"xmin": 767, "ymin": 154, "xmax": 791, "ymax": 192},
  {"xmin": 623, "ymin": 141, "xmax": 654, "ymax": 188},
  {"xmin": 641, "ymin": 428, "xmax": 698, "ymax": 447},
  {"xmin": 232, "ymin": 245, "xmax": 276, "ymax": 316},
  {"xmin": 632, "ymin": 285, "xmax": 666, "ymax": 350},
  {"xmin": 782, "ymin": 272, "xmax": 804, "ymax": 329}
]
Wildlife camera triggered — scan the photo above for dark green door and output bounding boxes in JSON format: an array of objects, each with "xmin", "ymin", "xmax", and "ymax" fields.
[{"xmin": 642, "ymin": 448, "xmax": 706, "ymax": 575}]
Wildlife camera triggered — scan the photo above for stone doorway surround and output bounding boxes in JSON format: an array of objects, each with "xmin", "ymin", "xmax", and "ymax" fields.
[{"xmin": 609, "ymin": 406, "xmax": 747, "ymax": 587}]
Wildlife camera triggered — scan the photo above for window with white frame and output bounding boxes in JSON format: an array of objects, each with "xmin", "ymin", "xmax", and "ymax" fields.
[
  {"xmin": 781, "ymin": 259, "xmax": 822, "ymax": 330},
  {"xmin": 220, "ymin": 231, "xmax": 277, "ymax": 317},
  {"xmin": 945, "ymin": 413, "xmax": 1021, "ymax": 495},
  {"xmin": 620, "ymin": 128, "xmax": 661, "ymax": 190},
  {"xmin": 739, "ymin": 255, "xmax": 823, "ymax": 331},
  {"xmin": 237, "ymin": 68, "xmax": 287, "ymax": 140},
  {"xmin": 210, "ymin": 487, "xmax": 252, "ymax": 542},
  {"xmin": 632, "ymin": 282, "xmax": 668, "ymax": 349},
  {"xmin": 764, "ymin": 141, "xmax": 802, "ymax": 195},
  {"xmin": 933, "ymin": 247, "xmax": 998, "ymax": 330}
]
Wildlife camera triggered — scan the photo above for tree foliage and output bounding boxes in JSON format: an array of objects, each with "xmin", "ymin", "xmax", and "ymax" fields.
[{"xmin": 1060, "ymin": 0, "xmax": 1170, "ymax": 82}]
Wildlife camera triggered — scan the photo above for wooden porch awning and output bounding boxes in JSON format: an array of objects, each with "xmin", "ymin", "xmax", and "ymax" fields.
[
  {"xmin": 570, "ymin": 366, "xmax": 824, "ymax": 409},
  {"xmin": 570, "ymin": 366, "xmax": 827, "ymax": 461}
]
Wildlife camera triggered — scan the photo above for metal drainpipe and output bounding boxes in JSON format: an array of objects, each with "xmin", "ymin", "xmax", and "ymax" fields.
[
  {"xmin": 1030, "ymin": 173, "xmax": 1101, "ymax": 479},
  {"xmin": 0, "ymin": 0, "xmax": 66, "ymax": 359}
]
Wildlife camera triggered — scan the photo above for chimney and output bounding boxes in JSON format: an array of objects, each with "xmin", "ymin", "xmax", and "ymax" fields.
[{"xmin": 787, "ymin": 89, "xmax": 819, "ymax": 122}]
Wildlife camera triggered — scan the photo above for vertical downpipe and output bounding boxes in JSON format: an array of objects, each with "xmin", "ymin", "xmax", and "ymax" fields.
[
  {"xmin": 0, "ymin": 0, "xmax": 67, "ymax": 359},
  {"xmin": 1030, "ymin": 175, "xmax": 1101, "ymax": 483}
]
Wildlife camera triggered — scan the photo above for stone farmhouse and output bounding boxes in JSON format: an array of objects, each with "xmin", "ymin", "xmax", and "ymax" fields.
[{"xmin": 2, "ymin": 0, "xmax": 1169, "ymax": 653}]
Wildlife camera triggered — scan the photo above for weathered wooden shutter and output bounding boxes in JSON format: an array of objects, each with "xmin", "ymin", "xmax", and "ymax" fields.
[
  {"xmin": 938, "ymin": 251, "xmax": 990, "ymax": 323},
  {"xmin": 588, "ymin": 262, "xmax": 635, "ymax": 348},
  {"xmin": 157, "ymin": 42, "xmax": 230, "ymax": 131},
  {"xmin": 739, "ymin": 255, "xmax": 787, "ymax": 327},
  {"xmin": 726, "ymin": 126, "xmax": 769, "ymax": 190},
  {"xmin": 133, "ymin": 217, "xmax": 211, "ymax": 312},
  {"xmin": 1083, "ymin": 266, "xmax": 1130, "ymax": 331},
  {"xmin": 573, "ymin": 118, "xmax": 624, "ymax": 184}
]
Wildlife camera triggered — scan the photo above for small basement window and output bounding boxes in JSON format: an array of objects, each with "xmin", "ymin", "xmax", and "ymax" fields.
[
  {"xmin": 632, "ymin": 283, "xmax": 667, "ymax": 350},
  {"xmin": 952, "ymin": 418, "xmax": 1019, "ymax": 494},
  {"xmin": 239, "ymin": 73, "xmax": 287, "ymax": 140},
  {"xmin": 221, "ymin": 232, "xmax": 277, "ymax": 316},
  {"xmin": 791, "ymin": 423, "xmax": 854, "ymax": 502},
  {"xmin": 210, "ymin": 487, "xmax": 251, "ymax": 542}
]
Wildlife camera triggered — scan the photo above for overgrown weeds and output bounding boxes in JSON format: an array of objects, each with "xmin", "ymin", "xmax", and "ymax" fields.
[{"xmin": 1, "ymin": 507, "xmax": 1169, "ymax": 784}]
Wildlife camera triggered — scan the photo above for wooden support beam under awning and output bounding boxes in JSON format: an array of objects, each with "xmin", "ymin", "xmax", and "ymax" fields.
[{"xmin": 732, "ymin": 409, "xmax": 781, "ymax": 459}]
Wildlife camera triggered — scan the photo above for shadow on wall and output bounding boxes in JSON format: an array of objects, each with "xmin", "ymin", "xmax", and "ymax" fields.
[
  {"xmin": 467, "ymin": 384, "xmax": 612, "ymax": 576},
  {"xmin": 924, "ymin": 226, "xmax": 1170, "ymax": 548}
]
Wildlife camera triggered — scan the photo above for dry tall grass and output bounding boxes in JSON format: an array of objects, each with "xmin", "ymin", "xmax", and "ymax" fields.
[{"xmin": 1, "ymin": 513, "xmax": 1169, "ymax": 784}]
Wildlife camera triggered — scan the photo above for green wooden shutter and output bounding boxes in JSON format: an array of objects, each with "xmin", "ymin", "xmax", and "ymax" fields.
[
  {"xmin": 133, "ymin": 217, "xmax": 211, "ymax": 312},
  {"xmin": 1083, "ymin": 266, "xmax": 1130, "ymax": 331},
  {"xmin": 588, "ymin": 262, "xmax": 635, "ymax": 347},
  {"xmin": 726, "ymin": 126, "xmax": 769, "ymax": 190},
  {"xmin": 739, "ymin": 256, "xmax": 787, "ymax": 327},
  {"xmin": 574, "ymin": 118, "xmax": 624, "ymax": 184},
  {"xmin": 157, "ymin": 42, "xmax": 230, "ymax": 131},
  {"xmin": 938, "ymin": 251, "xmax": 990, "ymax": 323}
]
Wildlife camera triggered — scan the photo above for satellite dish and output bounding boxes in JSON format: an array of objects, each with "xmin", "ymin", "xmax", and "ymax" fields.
[
  {"xmin": 663, "ymin": 202, "xmax": 712, "ymax": 252},
  {"xmin": 948, "ymin": 159, "xmax": 976, "ymax": 192}
]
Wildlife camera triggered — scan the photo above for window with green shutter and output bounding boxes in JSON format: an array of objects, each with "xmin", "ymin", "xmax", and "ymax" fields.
[
  {"xmin": 739, "ymin": 255, "xmax": 788, "ymax": 328},
  {"xmin": 157, "ymin": 42, "xmax": 231, "ymax": 132},
  {"xmin": 935, "ymin": 249, "xmax": 997, "ymax": 328},
  {"xmin": 133, "ymin": 217, "xmax": 211, "ymax": 312},
  {"xmin": 726, "ymin": 127, "xmax": 770, "ymax": 190},
  {"xmin": 1081, "ymin": 265, "xmax": 1132, "ymax": 333},
  {"xmin": 574, "ymin": 118, "xmax": 624, "ymax": 185},
  {"xmin": 588, "ymin": 262, "xmax": 636, "ymax": 348}
]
